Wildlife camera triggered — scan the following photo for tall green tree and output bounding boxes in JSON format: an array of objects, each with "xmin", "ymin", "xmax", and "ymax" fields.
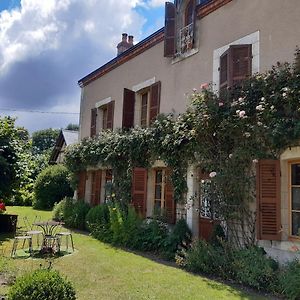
[
  {"xmin": 0, "ymin": 117, "xmax": 27, "ymax": 199},
  {"xmin": 32, "ymin": 128, "xmax": 60, "ymax": 154}
]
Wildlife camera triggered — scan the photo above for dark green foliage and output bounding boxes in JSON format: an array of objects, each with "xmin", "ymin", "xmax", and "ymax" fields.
[
  {"xmin": 65, "ymin": 124, "xmax": 79, "ymax": 131},
  {"xmin": 232, "ymin": 246, "xmax": 279, "ymax": 290},
  {"xmin": 85, "ymin": 204, "xmax": 112, "ymax": 242},
  {"xmin": 279, "ymin": 260, "xmax": 300, "ymax": 299},
  {"xmin": 31, "ymin": 128, "xmax": 60, "ymax": 154},
  {"xmin": 8, "ymin": 269, "xmax": 76, "ymax": 300},
  {"xmin": 136, "ymin": 219, "xmax": 169, "ymax": 252},
  {"xmin": 33, "ymin": 165, "xmax": 73, "ymax": 209},
  {"xmin": 53, "ymin": 197, "xmax": 90, "ymax": 230},
  {"xmin": 162, "ymin": 219, "xmax": 192, "ymax": 260},
  {"xmin": 185, "ymin": 240, "xmax": 233, "ymax": 279},
  {"xmin": 210, "ymin": 224, "xmax": 226, "ymax": 247},
  {"xmin": 0, "ymin": 117, "xmax": 21, "ymax": 199}
]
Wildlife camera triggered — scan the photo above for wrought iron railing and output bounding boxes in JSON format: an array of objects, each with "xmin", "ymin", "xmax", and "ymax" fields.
[{"xmin": 178, "ymin": 23, "xmax": 194, "ymax": 55}]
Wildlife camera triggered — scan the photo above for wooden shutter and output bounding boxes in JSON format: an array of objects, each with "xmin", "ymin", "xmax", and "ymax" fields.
[
  {"xmin": 91, "ymin": 170, "xmax": 102, "ymax": 206},
  {"xmin": 164, "ymin": 2, "xmax": 176, "ymax": 57},
  {"xmin": 256, "ymin": 160, "xmax": 281, "ymax": 241},
  {"xmin": 106, "ymin": 101, "xmax": 115, "ymax": 130},
  {"xmin": 219, "ymin": 50, "xmax": 229, "ymax": 92},
  {"xmin": 90, "ymin": 108, "xmax": 97, "ymax": 137},
  {"xmin": 165, "ymin": 169, "xmax": 176, "ymax": 224},
  {"xmin": 229, "ymin": 44, "xmax": 252, "ymax": 86},
  {"xmin": 77, "ymin": 171, "xmax": 87, "ymax": 200},
  {"xmin": 132, "ymin": 168, "xmax": 147, "ymax": 218},
  {"xmin": 149, "ymin": 81, "xmax": 161, "ymax": 123},
  {"xmin": 122, "ymin": 89, "xmax": 135, "ymax": 129}
]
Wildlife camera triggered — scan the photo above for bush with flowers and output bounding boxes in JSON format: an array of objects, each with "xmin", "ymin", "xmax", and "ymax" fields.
[{"xmin": 65, "ymin": 49, "xmax": 300, "ymax": 246}]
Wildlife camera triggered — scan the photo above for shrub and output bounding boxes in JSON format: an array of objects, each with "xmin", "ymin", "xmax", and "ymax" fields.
[
  {"xmin": 136, "ymin": 218, "xmax": 169, "ymax": 252},
  {"xmin": 8, "ymin": 269, "xmax": 76, "ymax": 300},
  {"xmin": 279, "ymin": 260, "xmax": 300, "ymax": 299},
  {"xmin": 53, "ymin": 197, "xmax": 90, "ymax": 230},
  {"xmin": 85, "ymin": 204, "xmax": 112, "ymax": 242},
  {"xmin": 33, "ymin": 165, "xmax": 73, "ymax": 209},
  {"xmin": 232, "ymin": 246, "xmax": 279, "ymax": 291},
  {"xmin": 162, "ymin": 218, "xmax": 192, "ymax": 260}
]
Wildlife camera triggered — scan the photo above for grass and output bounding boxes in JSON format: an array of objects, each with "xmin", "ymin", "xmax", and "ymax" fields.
[{"xmin": 0, "ymin": 206, "xmax": 268, "ymax": 299}]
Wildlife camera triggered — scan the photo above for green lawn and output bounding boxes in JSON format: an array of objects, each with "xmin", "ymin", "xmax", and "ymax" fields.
[{"xmin": 0, "ymin": 207, "xmax": 267, "ymax": 299}]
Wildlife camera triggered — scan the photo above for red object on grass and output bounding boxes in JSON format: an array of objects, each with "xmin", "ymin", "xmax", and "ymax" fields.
[{"xmin": 0, "ymin": 202, "xmax": 6, "ymax": 211}]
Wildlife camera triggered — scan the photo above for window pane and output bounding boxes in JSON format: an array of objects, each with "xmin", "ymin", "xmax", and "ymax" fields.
[
  {"xmin": 154, "ymin": 200, "xmax": 161, "ymax": 210},
  {"xmin": 292, "ymin": 187, "xmax": 300, "ymax": 210},
  {"xmin": 155, "ymin": 185, "xmax": 161, "ymax": 200},
  {"xmin": 292, "ymin": 164, "xmax": 300, "ymax": 185},
  {"xmin": 292, "ymin": 212, "xmax": 300, "ymax": 236},
  {"xmin": 156, "ymin": 170, "xmax": 162, "ymax": 183}
]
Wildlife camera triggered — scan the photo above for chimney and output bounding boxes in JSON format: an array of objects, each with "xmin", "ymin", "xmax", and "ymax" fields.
[
  {"xmin": 128, "ymin": 35, "xmax": 134, "ymax": 46},
  {"xmin": 117, "ymin": 33, "xmax": 134, "ymax": 56}
]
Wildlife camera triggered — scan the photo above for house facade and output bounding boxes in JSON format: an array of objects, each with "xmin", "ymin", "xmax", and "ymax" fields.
[{"xmin": 77, "ymin": 0, "xmax": 300, "ymax": 262}]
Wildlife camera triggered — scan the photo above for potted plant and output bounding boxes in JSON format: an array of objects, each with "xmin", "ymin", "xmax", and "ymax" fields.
[{"xmin": 0, "ymin": 200, "xmax": 18, "ymax": 233}]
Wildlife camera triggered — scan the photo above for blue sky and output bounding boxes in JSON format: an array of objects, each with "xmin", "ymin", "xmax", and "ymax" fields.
[
  {"xmin": 0, "ymin": 0, "xmax": 165, "ymax": 133},
  {"xmin": 0, "ymin": 0, "xmax": 20, "ymax": 11}
]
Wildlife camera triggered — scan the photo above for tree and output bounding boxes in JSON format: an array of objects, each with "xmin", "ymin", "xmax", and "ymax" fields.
[
  {"xmin": 0, "ymin": 117, "xmax": 26, "ymax": 199},
  {"xmin": 65, "ymin": 123, "xmax": 79, "ymax": 131},
  {"xmin": 31, "ymin": 128, "xmax": 60, "ymax": 154}
]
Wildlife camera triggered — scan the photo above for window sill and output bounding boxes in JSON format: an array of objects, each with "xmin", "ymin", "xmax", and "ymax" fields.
[{"xmin": 172, "ymin": 48, "xmax": 199, "ymax": 64}]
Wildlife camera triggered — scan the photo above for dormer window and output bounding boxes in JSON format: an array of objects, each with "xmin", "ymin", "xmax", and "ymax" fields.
[
  {"xmin": 185, "ymin": 0, "xmax": 194, "ymax": 26},
  {"xmin": 164, "ymin": 1, "xmax": 196, "ymax": 57}
]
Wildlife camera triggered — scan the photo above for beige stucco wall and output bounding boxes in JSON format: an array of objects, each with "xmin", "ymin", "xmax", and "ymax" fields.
[{"xmin": 79, "ymin": 0, "xmax": 300, "ymax": 139}]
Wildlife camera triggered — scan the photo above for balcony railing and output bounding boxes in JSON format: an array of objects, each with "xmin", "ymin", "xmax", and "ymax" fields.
[{"xmin": 178, "ymin": 23, "xmax": 194, "ymax": 55}]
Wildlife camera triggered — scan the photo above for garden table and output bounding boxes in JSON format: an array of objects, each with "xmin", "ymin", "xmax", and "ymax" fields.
[{"xmin": 33, "ymin": 221, "xmax": 64, "ymax": 254}]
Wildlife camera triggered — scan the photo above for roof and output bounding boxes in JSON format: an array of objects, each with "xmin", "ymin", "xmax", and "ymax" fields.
[
  {"xmin": 78, "ymin": 27, "xmax": 165, "ymax": 87},
  {"xmin": 49, "ymin": 130, "xmax": 79, "ymax": 164},
  {"xmin": 62, "ymin": 130, "xmax": 78, "ymax": 146}
]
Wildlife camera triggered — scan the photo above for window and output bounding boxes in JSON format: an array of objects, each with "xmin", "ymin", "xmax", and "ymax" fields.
[
  {"xmin": 97, "ymin": 101, "xmax": 115, "ymax": 132},
  {"xmin": 219, "ymin": 44, "xmax": 252, "ymax": 93},
  {"xmin": 185, "ymin": 0, "xmax": 194, "ymax": 26},
  {"xmin": 290, "ymin": 163, "xmax": 300, "ymax": 237},
  {"xmin": 104, "ymin": 169, "xmax": 113, "ymax": 203},
  {"xmin": 153, "ymin": 168, "xmax": 175, "ymax": 223},
  {"xmin": 102, "ymin": 106, "xmax": 108, "ymax": 130},
  {"xmin": 140, "ymin": 92, "xmax": 149, "ymax": 127}
]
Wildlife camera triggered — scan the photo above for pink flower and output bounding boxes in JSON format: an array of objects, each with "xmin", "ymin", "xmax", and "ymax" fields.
[
  {"xmin": 239, "ymin": 110, "xmax": 246, "ymax": 118},
  {"xmin": 219, "ymin": 102, "xmax": 224, "ymax": 107},
  {"xmin": 200, "ymin": 83, "xmax": 209, "ymax": 89},
  {"xmin": 209, "ymin": 171, "xmax": 217, "ymax": 178}
]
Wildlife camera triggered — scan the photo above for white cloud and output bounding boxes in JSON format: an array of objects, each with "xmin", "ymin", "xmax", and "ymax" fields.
[
  {"xmin": 147, "ymin": 0, "xmax": 166, "ymax": 8},
  {"xmin": 0, "ymin": 0, "xmax": 146, "ymax": 131}
]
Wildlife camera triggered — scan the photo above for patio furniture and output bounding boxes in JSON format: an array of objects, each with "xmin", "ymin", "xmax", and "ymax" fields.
[
  {"xmin": 34, "ymin": 221, "xmax": 64, "ymax": 254},
  {"xmin": 23, "ymin": 216, "xmax": 43, "ymax": 247},
  {"xmin": 56, "ymin": 230, "xmax": 74, "ymax": 252},
  {"xmin": 11, "ymin": 234, "xmax": 32, "ymax": 257}
]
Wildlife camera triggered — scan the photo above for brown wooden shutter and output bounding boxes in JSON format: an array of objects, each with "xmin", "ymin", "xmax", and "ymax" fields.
[
  {"xmin": 219, "ymin": 50, "xmax": 229, "ymax": 92},
  {"xmin": 256, "ymin": 160, "xmax": 281, "ymax": 241},
  {"xmin": 165, "ymin": 169, "xmax": 176, "ymax": 224},
  {"xmin": 164, "ymin": 2, "xmax": 176, "ymax": 57},
  {"xmin": 77, "ymin": 171, "xmax": 87, "ymax": 200},
  {"xmin": 229, "ymin": 44, "xmax": 252, "ymax": 86},
  {"xmin": 90, "ymin": 108, "xmax": 97, "ymax": 137},
  {"xmin": 149, "ymin": 81, "xmax": 161, "ymax": 123},
  {"xmin": 91, "ymin": 170, "xmax": 102, "ymax": 206},
  {"xmin": 106, "ymin": 101, "xmax": 114, "ymax": 130},
  {"xmin": 132, "ymin": 168, "xmax": 147, "ymax": 218},
  {"xmin": 122, "ymin": 88, "xmax": 135, "ymax": 129}
]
